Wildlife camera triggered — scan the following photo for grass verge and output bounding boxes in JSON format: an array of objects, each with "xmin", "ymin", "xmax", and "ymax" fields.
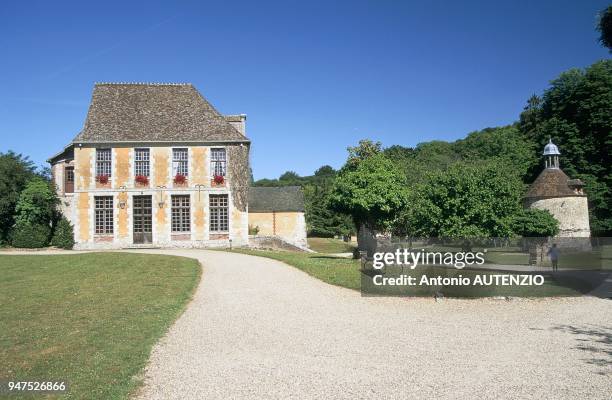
[
  {"xmin": 0, "ymin": 252, "xmax": 200, "ymax": 400},
  {"xmin": 228, "ymin": 248, "xmax": 592, "ymax": 297},
  {"xmin": 229, "ymin": 248, "xmax": 361, "ymax": 290},
  {"xmin": 306, "ymin": 237, "xmax": 356, "ymax": 254}
]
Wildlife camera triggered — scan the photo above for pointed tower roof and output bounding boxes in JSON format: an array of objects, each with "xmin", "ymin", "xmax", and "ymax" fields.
[{"xmin": 525, "ymin": 139, "xmax": 584, "ymax": 199}]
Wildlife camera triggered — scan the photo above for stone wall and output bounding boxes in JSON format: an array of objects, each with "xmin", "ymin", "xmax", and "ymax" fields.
[
  {"xmin": 55, "ymin": 144, "xmax": 249, "ymax": 249},
  {"xmin": 525, "ymin": 196, "xmax": 591, "ymax": 237},
  {"xmin": 248, "ymin": 211, "xmax": 307, "ymax": 248}
]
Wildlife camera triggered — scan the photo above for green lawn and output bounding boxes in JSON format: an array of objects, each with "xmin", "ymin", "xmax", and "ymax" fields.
[
  {"xmin": 230, "ymin": 248, "xmax": 362, "ymax": 290},
  {"xmin": 307, "ymin": 237, "xmax": 356, "ymax": 254},
  {"xmin": 0, "ymin": 253, "xmax": 200, "ymax": 400}
]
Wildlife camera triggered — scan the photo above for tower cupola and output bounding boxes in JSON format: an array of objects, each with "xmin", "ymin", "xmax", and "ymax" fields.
[{"xmin": 543, "ymin": 138, "xmax": 560, "ymax": 169}]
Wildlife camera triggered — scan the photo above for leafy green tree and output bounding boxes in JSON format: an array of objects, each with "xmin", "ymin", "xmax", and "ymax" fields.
[
  {"xmin": 0, "ymin": 151, "xmax": 37, "ymax": 242},
  {"xmin": 402, "ymin": 162, "xmax": 524, "ymax": 238},
  {"xmin": 313, "ymin": 165, "xmax": 336, "ymax": 177},
  {"xmin": 279, "ymin": 171, "xmax": 301, "ymax": 184},
  {"xmin": 14, "ymin": 178, "xmax": 59, "ymax": 226},
  {"xmin": 511, "ymin": 209, "xmax": 559, "ymax": 238},
  {"xmin": 518, "ymin": 60, "xmax": 612, "ymax": 235},
  {"xmin": 454, "ymin": 125, "xmax": 538, "ymax": 180},
  {"xmin": 598, "ymin": 5, "xmax": 612, "ymax": 52},
  {"xmin": 329, "ymin": 149, "xmax": 409, "ymax": 235},
  {"xmin": 345, "ymin": 139, "xmax": 383, "ymax": 169}
]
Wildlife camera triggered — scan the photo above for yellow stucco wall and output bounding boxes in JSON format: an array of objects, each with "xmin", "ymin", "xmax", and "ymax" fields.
[
  {"xmin": 193, "ymin": 191, "xmax": 206, "ymax": 240},
  {"xmin": 153, "ymin": 147, "xmax": 169, "ymax": 187},
  {"xmin": 114, "ymin": 148, "xmax": 130, "ymax": 187},
  {"xmin": 232, "ymin": 208, "xmax": 246, "ymax": 241},
  {"xmin": 249, "ymin": 212, "xmax": 274, "ymax": 235},
  {"xmin": 75, "ymin": 147, "xmax": 93, "ymax": 190},
  {"xmin": 117, "ymin": 191, "xmax": 129, "ymax": 239},
  {"xmin": 275, "ymin": 212, "xmax": 302, "ymax": 238},
  {"xmin": 248, "ymin": 212, "xmax": 302, "ymax": 237},
  {"xmin": 77, "ymin": 193, "xmax": 90, "ymax": 241},
  {"xmin": 155, "ymin": 192, "xmax": 167, "ymax": 238},
  {"xmin": 191, "ymin": 147, "xmax": 208, "ymax": 185}
]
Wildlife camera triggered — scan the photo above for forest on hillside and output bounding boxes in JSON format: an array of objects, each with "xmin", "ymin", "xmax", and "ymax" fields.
[{"xmin": 253, "ymin": 59, "xmax": 612, "ymax": 238}]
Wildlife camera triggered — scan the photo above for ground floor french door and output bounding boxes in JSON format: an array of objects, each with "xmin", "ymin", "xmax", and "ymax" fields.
[{"xmin": 133, "ymin": 195, "xmax": 152, "ymax": 244}]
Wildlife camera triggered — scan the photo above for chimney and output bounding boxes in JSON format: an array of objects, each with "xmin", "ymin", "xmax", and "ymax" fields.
[{"xmin": 225, "ymin": 114, "xmax": 247, "ymax": 136}]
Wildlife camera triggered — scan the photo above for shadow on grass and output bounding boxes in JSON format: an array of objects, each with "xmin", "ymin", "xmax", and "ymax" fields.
[{"xmin": 551, "ymin": 324, "xmax": 612, "ymax": 375}]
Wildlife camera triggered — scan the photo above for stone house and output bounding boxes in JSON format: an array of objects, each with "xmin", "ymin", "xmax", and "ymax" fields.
[
  {"xmin": 247, "ymin": 186, "xmax": 307, "ymax": 248},
  {"xmin": 49, "ymin": 83, "xmax": 251, "ymax": 249},
  {"xmin": 524, "ymin": 139, "xmax": 591, "ymax": 249}
]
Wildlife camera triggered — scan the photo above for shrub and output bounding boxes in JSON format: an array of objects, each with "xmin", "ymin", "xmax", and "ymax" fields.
[
  {"xmin": 307, "ymin": 228, "xmax": 335, "ymax": 238},
  {"xmin": 174, "ymin": 174, "xmax": 187, "ymax": 184},
  {"xmin": 51, "ymin": 217, "xmax": 75, "ymax": 249},
  {"xmin": 97, "ymin": 175, "xmax": 109, "ymax": 184},
  {"xmin": 248, "ymin": 224, "xmax": 260, "ymax": 235},
  {"xmin": 11, "ymin": 221, "xmax": 51, "ymax": 248}
]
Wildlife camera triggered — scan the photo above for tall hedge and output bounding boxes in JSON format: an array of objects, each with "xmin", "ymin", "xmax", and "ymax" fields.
[{"xmin": 11, "ymin": 222, "xmax": 51, "ymax": 248}]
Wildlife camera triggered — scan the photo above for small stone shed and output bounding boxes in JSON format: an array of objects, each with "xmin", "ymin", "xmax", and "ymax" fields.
[{"xmin": 248, "ymin": 186, "xmax": 307, "ymax": 248}]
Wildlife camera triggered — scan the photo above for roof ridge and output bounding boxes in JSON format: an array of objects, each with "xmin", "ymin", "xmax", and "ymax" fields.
[{"xmin": 94, "ymin": 82, "xmax": 191, "ymax": 86}]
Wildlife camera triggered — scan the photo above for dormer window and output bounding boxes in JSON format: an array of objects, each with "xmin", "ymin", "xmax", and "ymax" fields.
[
  {"xmin": 211, "ymin": 148, "xmax": 226, "ymax": 177},
  {"xmin": 96, "ymin": 149, "xmax": 112, "ymax": 177},
  {"xmin": 172, "ymin": 148, "xmax": 188, "ymax": 176},
  {"xmin": 134, "ymin": 148, "xmax": 150, "ymax": 177}
]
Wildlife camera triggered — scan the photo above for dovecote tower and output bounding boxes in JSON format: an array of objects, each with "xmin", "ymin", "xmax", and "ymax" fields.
[{"xmin": 524, "ymin": 139, "xmax": 591, "ymax": 247}]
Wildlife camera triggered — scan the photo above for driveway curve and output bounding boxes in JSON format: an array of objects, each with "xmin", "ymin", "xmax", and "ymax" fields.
[{"xmin": 125, "ymin": 249, "xmax": 612, "ymax": 400}]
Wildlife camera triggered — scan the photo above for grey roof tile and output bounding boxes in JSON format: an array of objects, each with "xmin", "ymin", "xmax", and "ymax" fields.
[
  {"xmin": 248, "ymin": 186, "xmax": 305, "ymax": 212},
  {"xmin": 525, "ymin": 168, "xmax": 584, "ymax": 199},
  {"xmin": 73, "ymin": 83, "xmax": 249, "ymax": 143}
]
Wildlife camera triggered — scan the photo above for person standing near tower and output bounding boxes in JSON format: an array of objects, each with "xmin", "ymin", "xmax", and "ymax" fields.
[{"xmin": 547, "ymin": 243, "xmax": 560, "ymax": 271}]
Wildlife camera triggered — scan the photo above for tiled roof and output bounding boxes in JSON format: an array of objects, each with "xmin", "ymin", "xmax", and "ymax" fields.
[
  {"xmin": 73, "ymin": 83, "xmax": 249, "ymax": 143},
  {"xmin": 248, "ymin": 186, "xmax": 305, "ymax": 212},
  {"xmin": 525, "ymin": 168, "xmax": 583, "ymax": 199}
]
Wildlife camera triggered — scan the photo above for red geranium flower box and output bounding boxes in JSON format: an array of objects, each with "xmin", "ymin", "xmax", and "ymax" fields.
[
  {"xmin": 135, "ymin": 175, "xmax": 149, "ymax": 185},
  {"xmin": 213, "ymin": 175, "xmax": 225, "ymax": 185},
  {"xmin": 96, "ymin": 175, "xmax": 109, "ymax": 184},
  {"xmin": 174, "ymin": 174, "xmax": 187, "ymax": 184}
]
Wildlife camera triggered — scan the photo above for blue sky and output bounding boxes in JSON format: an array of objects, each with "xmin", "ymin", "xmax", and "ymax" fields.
[{"xmin": 0, "ymin": 0, "xmax": 609, "ymax": 179}]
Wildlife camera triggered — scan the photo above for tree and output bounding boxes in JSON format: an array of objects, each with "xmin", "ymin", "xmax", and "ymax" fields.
[
  {"xmin": 402, "ymin": 162, "xmax": 524, "ymax": 238},
  {"xmin": 454, "ymin": 125, "xmax": 538, "ymax": 180},
  {"xmin": 0, "ymin": 151, "xmax": 37, "ymax": 242},
  {"xmin": 313, "ymin": 165, "xmax": 336, "ymax": 177},
  {"xmin": 345, "ymin": 139, "xmax": 382, "ymax": 169},
  {"xmin": 518, "ymin": 60, "xmax": 612, "ymax": 235},
  {"xmin": 329, "ymin": 150, "xmax": 409, "ymax": 235},
  {"xmin": 598, "ymin": 6, "xmax": 612, "ymax": 52},
  {"xmin": 511, "ymin": 208, "xmax": 560, "ymax": 262},
  {"xmin": 14, "ymin": 178, "xmax": 59, "ymax": 226},
  {"xmin": 511, "ymin": 209, "xmax": 559, "ymax": 238},
  {"xmin": 279, "ymin": 171, "xmax": 301, "ymax": 183}
]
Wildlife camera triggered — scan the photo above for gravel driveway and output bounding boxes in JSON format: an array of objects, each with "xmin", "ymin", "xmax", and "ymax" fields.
[{"xmin": 124, "ymin": 249, "xmax": 611, "ymax": 400}]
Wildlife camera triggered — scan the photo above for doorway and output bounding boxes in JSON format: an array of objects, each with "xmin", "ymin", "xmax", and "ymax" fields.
[{"xmin": 133, "ymin": 195, "xmax": 152, "ymax": 244}]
